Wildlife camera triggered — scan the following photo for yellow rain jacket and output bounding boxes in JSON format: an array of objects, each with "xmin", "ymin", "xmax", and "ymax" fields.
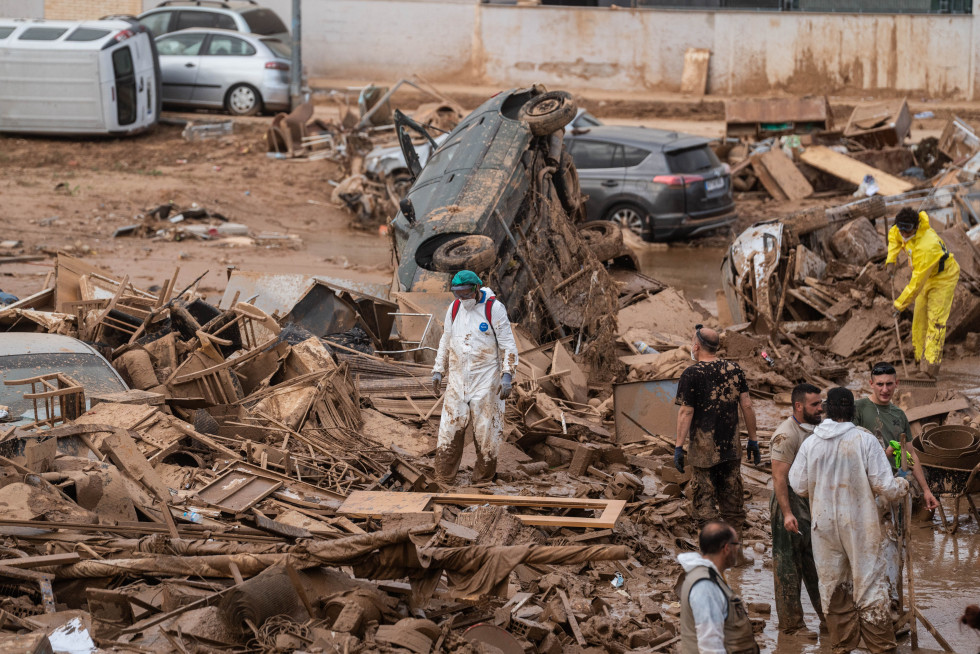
[{"xmin": 886, "ymin": 211, "xmax": 960, "ymax": 364}]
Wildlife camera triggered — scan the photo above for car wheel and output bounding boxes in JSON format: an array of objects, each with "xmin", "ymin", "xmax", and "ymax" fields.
[
  {"xmin": 578, "ymin": 221, "xmax": 624, "ymax": 261},
  {"xmin": 553, "ymin": 150, "xmax": 583, "ymax": 215},
  {"xmin": 431, "ymin": 235, "xmax": 496, "ymax": 273},
  {"xmin": 518, "ymin": 91, "xmax": 578, "ymax": 136},
  {"xmin": 225, "ymin": 83, "xmax": 262, "ymax": 116},
  {"xmin": 606, "ymin": 204, "xmax": 647, "ymax": 238}
]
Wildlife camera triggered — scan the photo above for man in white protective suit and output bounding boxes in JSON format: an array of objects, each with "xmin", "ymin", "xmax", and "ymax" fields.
[
  {"xmin": 430, "ymin": 270, "xmax": 518, "ymax": 485},
  {"xmin": 789, "ymin": 387, "xmax": 909, "ymax": 654}
]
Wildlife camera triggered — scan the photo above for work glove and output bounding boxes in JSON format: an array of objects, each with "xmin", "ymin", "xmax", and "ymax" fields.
[
  {"xmin": 746, "ymin": 440, "xmax": 761, "ymax": 465},
  {"xmin": 431, "ymin": 372, "xmax": 442, "ymax": 395},
  {"xmin": 673, "ymin": 446, "xmax": 685, "ymax": 474},
  {"xmin": 498, "ymin": 373, "xmax": 513, "ymax": 400},
  {"xmin": 884, "ymin": 261, "xmax": 896, "ymax": 276}
]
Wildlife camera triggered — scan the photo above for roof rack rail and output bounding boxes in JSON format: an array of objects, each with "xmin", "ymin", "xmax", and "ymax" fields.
[{"xmin": 156, "ymin": 0, "xmax": 259, "ymax": 9}]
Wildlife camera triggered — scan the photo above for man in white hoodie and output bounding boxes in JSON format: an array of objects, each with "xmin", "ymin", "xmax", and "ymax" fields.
[
  {"xmin": 789, "ymin": 387, "xmax": 909, "ymax": 654},
  {"xmin": 431, "ymin": 270, "xmax": 519, "ymax": 485}
]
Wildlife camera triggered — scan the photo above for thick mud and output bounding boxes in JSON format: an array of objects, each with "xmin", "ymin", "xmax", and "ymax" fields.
[
  {"xmin": 634, "ymin": 243, "xmax": 727, "ymax": 314},
  {"xmin": 729, "ymin": 510, "xmax": 979, "ymax": 653}
]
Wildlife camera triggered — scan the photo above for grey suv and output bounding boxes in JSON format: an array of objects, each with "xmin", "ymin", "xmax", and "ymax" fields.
[
  {"xmin": 138, "ymin": 1, "xmax": 289, "ymax": 42},
  {"xmin": 565, "ymin": 125, "xmax": 736, "ymax": 241}
]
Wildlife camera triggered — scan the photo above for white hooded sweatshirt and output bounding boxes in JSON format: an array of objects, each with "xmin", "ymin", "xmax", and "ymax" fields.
[
  {"xmin": 677, "ymin": 552, "xmax": 727, "ymax": 654},
  {"xmin": 788, "ymin": 419, "xmax": 908, "ymax": 615}
]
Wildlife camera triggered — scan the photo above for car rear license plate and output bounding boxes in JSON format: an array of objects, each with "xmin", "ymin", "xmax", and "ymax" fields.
[{"xmin": 705, "ymin": 177, "xmax": 725, "ymax": 191}]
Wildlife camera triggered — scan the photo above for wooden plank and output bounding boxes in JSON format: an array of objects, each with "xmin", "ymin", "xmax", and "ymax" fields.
[
  {"xmin": 75, "ymin": 403, "xmax": 157, "ymax": 431},
  {"xmin": 337, "ymin": 491, "xmax": 626, "ymax": 529},
  {"xmin": 0, "ymin": 552, "xmax": 80, "ymax": 568},
  {"xmin": 552, "ymin": 340, "xmax": 587, "ymax": 405},
  {"xmin": 781, "ymin": 319, "xmax": 838, "ymax": 334},
  {"xmin": 755, "ymin": 150, "xmax": 813, "ymax": 201},
  {"xmin": 827, "ymin": 310, "xmax": 879, "ymax": 358},
  {"xmin": 751, "ymin": 154, "xmax": 787, "ymax": 200},
  {"xmin": 558, "ymin": 589, "xmax": 587, "ymax": 647},
  {"xmin": 680, "ymin": 48, "xmax": 710, "ymax": 96},
  {"xmin": 905, "ymin": 397, "xmax": 970, "ymax": 423},
  {"xmin": 799, "ymin": 145, "xmax": 913, "ymax": 196}
]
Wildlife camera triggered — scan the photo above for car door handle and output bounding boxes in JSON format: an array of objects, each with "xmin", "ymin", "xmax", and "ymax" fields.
[
  {"xmin": 601, "ymin": 180, "xmax": 619, "ymax": 187},
  {"xmin": 185, "ymin": 63, "xmax": 196, "ymax": 68}
]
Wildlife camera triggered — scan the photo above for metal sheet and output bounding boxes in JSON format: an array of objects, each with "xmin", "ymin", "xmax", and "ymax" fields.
[
  {"xmin": 218, "ymin": 271, "xmax": 391, "ymax": 314},
  {"xmin": 196, "ymin": 470, "xmax": 282, "ymax": 513},
  {"xmin": 613, "ymin": 379, "xmax": 680, "ymax": 445}
]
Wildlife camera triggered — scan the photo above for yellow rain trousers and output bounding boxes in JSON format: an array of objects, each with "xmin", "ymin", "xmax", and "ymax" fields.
[{"xmin": 887, "ymin": 211, "xmax": 960, "ymax": 365}]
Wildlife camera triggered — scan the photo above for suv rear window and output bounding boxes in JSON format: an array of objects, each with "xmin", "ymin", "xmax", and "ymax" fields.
[
  {"xmin": 66, "ymin": 27, "xmax": 111, "ymax": 41},
  {"xmin": 176, "ymin": 10, "xmax": 235, "ymax": 31},
  {"xmin": 666, "ymin": 145, "xmax": 720, "ymax": 174},
  {"xmin": 19, "ymin": 27, "xmax": 67, "ymax": 40},
  {"xmin": 242, "ymin": 8, "xmax": 288, "ymax": 35}
]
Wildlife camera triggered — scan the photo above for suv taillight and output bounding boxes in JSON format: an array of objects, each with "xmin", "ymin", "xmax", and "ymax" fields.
[
  {"xmin": 653, "ymin": 174, "xmax": 703, "ymax": 188},
  {"xmin": 112, "ymin": 29, "xmax": 134, "ymax": 43},
  {"xmin": 265, "ymin": 61, "xmax": 289, "ymax": 71}
]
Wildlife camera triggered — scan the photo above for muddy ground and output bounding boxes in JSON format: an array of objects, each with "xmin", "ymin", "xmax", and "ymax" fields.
[{"xmin": 3, "ymin": 91, "xmax": 980, "ymax": 653}]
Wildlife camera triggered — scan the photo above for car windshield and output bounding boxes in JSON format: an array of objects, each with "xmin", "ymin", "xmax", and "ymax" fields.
[
  {"xmin": 0, "ymin": 353, "xmax": 125, "ymax": 419},
  {"xmin": 666, "ymin": 145, "xmax": 719, "ymax": 173},
  {"xmin": 261, "ymin": 37, "xmax": 290, "ymax": 59},
  {"xmin": 243, "ymin": 8, "xmax": 288, "ymax": 35}
]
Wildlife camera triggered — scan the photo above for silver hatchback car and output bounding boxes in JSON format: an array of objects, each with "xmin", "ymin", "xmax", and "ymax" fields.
[{"xmin": 155, "ymin": 28, "xmax": 290, "ymax": 115}]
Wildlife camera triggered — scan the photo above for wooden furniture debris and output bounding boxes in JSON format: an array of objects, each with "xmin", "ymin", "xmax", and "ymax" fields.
[
  {"xmin": 338, "ymin": 491, "xmax": 626, "ymax": 529},
  {"xmin": 799, "ymin": 146, "xmax": 913, "ymax": 196},
  {"xmin": 751, "ymin": 150, "xmax": 813, "ymax": 201},
  {"xmin": 3, "ymin": 372, "xmax": 85, "ymax": 428}
]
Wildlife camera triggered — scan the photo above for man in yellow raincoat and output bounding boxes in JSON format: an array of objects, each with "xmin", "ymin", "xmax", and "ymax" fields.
[{"xmin": 886, "ymin": 208, "xmax": 960, "ymax": 378}]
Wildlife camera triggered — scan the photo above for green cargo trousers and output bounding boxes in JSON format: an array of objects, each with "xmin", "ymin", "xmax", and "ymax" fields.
[{"xmin": 770, "ymin": 492, "xmax": 825, "ymax": 633}]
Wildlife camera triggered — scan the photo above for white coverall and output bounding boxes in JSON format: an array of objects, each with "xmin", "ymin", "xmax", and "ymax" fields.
[
  {"xmin": 432, "ymin": 287, "xmax": 518, "ymax": 483},
  {"xmin": 789, "ymin": 419, "xmax": 908, "ymax": 653}
]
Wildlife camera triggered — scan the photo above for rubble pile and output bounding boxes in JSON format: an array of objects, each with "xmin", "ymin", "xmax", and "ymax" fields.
[
  {"xmin": 0, "ymin": 245, "xmax": 784, "ymax": 653},
  {"xmin": 264, "ymin": 77, "xmax": 466, "ymax": 230}
]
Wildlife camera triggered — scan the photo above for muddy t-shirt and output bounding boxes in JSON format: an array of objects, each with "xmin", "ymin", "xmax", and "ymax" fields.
[
  {"xmin": 770, "ymin": 416, "xmax": 812, "ymax": 523},
  {"xmin": 674, "ymin": 359, "xmax": 748, "ymax": 468},
  {"xmin": 853, "ymin": 398, "xmax": 911, "ymax": 470}
]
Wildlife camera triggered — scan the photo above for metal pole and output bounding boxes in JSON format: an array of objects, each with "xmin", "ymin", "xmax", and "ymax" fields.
[{"xmin": 290, "ymin": 0, "xmax": 302, "ymax": 110}]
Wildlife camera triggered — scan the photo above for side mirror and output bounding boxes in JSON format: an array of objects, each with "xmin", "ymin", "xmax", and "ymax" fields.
[{"xmin": 400, "ymin": 197, "xmax": 416, "ymax": 225}]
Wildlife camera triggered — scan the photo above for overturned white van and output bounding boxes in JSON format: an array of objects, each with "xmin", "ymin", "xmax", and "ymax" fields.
[{"xmin": 0, "ymin": 18, "xmax": 160, "ymax": 136}]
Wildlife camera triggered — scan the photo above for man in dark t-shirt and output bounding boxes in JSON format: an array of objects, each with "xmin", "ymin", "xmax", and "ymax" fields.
[{"xmin": 674, "ymin": 324, "xmax": 758, "ymax": 564}]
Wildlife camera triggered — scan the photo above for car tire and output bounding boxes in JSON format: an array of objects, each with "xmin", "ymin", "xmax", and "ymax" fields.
[
  {"xmin": 225, "ymin": 83, "xmax": 263, "ymax": 116},
  {"xmin": 431, "ymin": 235, "xmax": 496, "ymax": 273},
  {"xmin": 553, "ymin": 150, "xmax": 583, "ymax": 215},
  {"xmin": 578, "ymin": 221, "xmax": 624, "ymax": 261},
  {"xmin": 605, "ymin": 203, "xmax": 648, "ymax": 239},
  {"xmin": 518, "ymin": 91, "xmax": 578, "ymax": 136}
]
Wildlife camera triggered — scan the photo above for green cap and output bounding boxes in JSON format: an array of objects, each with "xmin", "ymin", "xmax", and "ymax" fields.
[{"xmin": 451, "ymin": 270, "xmax": 482, "ymax": 287}]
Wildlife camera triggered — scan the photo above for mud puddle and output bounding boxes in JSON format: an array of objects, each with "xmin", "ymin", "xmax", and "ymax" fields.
[
  {"xmin": 632, "ymin": 243, "xmax": 726, "ymax": 315},
  {"xmin": 728, "ymin": 507, "xmax": 980, "ymax": 653}
]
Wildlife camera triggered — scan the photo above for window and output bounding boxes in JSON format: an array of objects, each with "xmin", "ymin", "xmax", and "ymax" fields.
[
  {"xmin": 215, "ymin": 14, "xmax": 237, "ymax": 30},
  {"xmin": 156, "ymin": 33, "xmax": 206, "ymax": 56},
  {"xmin": 205, "ymin": 35, "xmax": 255, "ymax": 57},
  {"xmin": 176, "ymin": 10, "xmax": 220, "ymax": 30},
  {"xmin": 622, "ymin": 146, "xmax": 650, "ymax": 167},
  {"xmin": 666, "ymin": 146, "xmax": 720, "ymax": 173},
  {"xmin": 112, "ymin": 46, "xmax": 137, "ymax": 126},
  {"xmin": 66, "ymin": 27, "xmax": 111, "ymax": 42},
  {"xmin": 262, "ymin": 38, "xmax": 290, "ymax": 59},
  {"xmin": 569, "ymin": 140, "xmax": 623, "ymax": 169},
  {"xmin": 0, "ymin": 27, "xmax": 15, "ymax": 39},
  {"xmin": 19, "ymin": 27, "xmax": 67, "ymax": 40},
  {"xmin": 243, "ymin": 8, "xmax": 288, "ymax": 35},
  {"xmin": 139, "ymin": 12, "xmax": 172, "ymax": 37}
]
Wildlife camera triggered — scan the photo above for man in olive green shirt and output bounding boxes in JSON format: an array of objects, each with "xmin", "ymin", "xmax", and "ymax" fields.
[
  {"xmin": 770, "ymin": 383, "xmax": 824, "ymax": 635},
  {"xmin": 853, "ymin": 362, "xmax": 939, "ymax": 627}
]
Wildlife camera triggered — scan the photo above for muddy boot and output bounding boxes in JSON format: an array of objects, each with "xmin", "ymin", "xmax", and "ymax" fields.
[{"xmin": 922, "ymin": 360, "xmax": 941, "ymax": 380}]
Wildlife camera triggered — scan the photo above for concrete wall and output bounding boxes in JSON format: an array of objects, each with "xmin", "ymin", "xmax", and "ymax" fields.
[
  {"xmin": 0, "ymin": 0, "xmax": 43, "ymax": 17},
  {"xmin": 126, "ymin": 0, "xmax": 980, "ymax": 100}
]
